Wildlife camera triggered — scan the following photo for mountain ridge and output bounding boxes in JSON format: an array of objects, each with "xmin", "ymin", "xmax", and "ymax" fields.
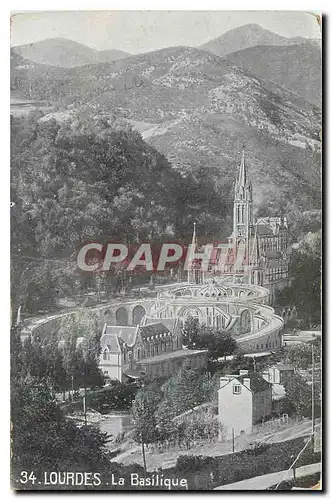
[
  {"xmin": 10, "ymin": 42, "xmax": 321, "ymax": 218},
  {"xmin": 200, "ymin": 23, "xmax": 319, "ymax": 57},
  {"xmin": 12, "ymin": 37, "xmax": 131, "ymax": 68},
  {"xmin": 225, "ymin": 42, "xmax": 321, "ymax": 108},
  {"xmin": 11, "ymin": 24, "xmax": 321, "ymax": 69}
]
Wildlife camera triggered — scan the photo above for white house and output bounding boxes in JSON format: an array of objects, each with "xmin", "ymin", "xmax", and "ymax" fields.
[{"xmin": 218, "ymin": 369, "xmax": 272, "ymax": 440}]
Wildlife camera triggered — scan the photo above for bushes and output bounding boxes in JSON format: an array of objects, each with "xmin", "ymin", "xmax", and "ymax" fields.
[
  {"xmin": 89, "ymin": 381, "xmax": 139, "ymax": 413},
  {"xmin": 243, "ymin": 441, "xmax": 269, "ymax": 455},
  {"xmin": 172, "ymin": 437, "xmax": 318, "ymax": 490},
  {"xmin": 177, "ymin": 455, "xmax": 212, "ymax": 472}
]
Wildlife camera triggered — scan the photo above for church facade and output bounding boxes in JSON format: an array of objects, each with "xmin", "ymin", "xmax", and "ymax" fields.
[{"xmin": 209, "ymin": 148, "xmax": 290, "ymax": 300}]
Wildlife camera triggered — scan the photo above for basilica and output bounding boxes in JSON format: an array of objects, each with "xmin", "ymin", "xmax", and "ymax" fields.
[
  {"xmin": 207, "ymin": 148, "xmax": 289, "ymax": 299},
  {"xmin": 98, "ymin": 149, "xmax": 289, "ymax": 382},
  {"xmin": 21, "ymin": 150, "xmax": 292, "ymax": 383}
]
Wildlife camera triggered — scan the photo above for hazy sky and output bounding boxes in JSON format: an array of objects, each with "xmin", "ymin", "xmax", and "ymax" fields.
[{"xmin": 10, "ymin": 11, "xmax": 321, "ymax": 53}]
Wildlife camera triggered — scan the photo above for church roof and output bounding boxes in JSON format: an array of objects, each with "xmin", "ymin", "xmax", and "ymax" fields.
[
  {"xmin": 140, "ymin": 322, "xmax": 171, "ymax": 340},
  {"xmin": 137, "ymin": 347, "xmax": 207, "ymax": 365},
  {"xmin": 101, "ymin": 333, "xmax": 121, "ymax": 354},
  {"xmin": 265, "ymin": 250, "xmax": 281, "ymax": 259},
  {"xmin": 144, "ymin": 317, "xmax": 178, "ymax": 334},
  {"xmin": 256, "ymin": 224, "xmax": 274, "ymax": 235},
  {"xmin": 102, "ymin": 325, "xmax": 138, "ymax": 347}
]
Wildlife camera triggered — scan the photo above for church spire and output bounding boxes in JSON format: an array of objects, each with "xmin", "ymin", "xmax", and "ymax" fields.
[
  {"xmin": 191, "ymin": 222, "xmax": 197, "ymax": 248},
  {"xmin": 235, "ymin": 146, "xmax": 252, "ymax": 202},
  {"xmin": 187, "ymin": 222, "xmax": 204, "ymax": 284},
  {"xmin": 238, "ymin": 146, "xmax": 247, "ymax": 187},
  {"xmin": 232, "ymin": 147, "xmax": 254, "ymax": 241}
]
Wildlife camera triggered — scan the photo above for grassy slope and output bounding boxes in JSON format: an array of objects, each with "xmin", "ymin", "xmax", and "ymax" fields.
[{"xmin": 225, "ymin": 43, "xmax": 322, "ymax": 108}]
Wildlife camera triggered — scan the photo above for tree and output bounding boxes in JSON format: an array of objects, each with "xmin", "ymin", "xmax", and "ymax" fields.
[
  {"xmin": 132, "ymin": 383, "xmax": 162, "ymax": 445},
  {"xmin": 60, "ymin": 311, "xmax": 104, "ymax": 391},
  {"xmin": 276, "ymin": 231, "xmax": 321, "ymax": 327},
  {"xmin": 182, "ymin": 316, "xmax": 200, "ymax": 348},
  {"xmin": 182, "ymin": 317, "xmax": 237, "ymax": 361},
  {"xmin": 11, "ymin": 380, "xmax": 111, "ymax": 479},
  {"xmin": 154, "ymin": 367, "xmax": 214, "ymax": 440},
  {"xmin": 89, "ymin": 380, "xmax": 140, "ymax": 413},
  {"xmin": 11, "ymin": 328, "xmax": 111, "ymax": 482},
  {"xmin": 285, "ymin": 338, "xmax": 321, "ymax": 370},
  {"xmin": 283, "ymin": 373, "xmax": 320, "ymax": 418}
]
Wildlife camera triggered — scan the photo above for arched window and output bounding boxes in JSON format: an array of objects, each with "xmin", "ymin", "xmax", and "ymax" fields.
[{"xmin": 103, "ymin": 349, "xmax": 107, "ymax": 360}]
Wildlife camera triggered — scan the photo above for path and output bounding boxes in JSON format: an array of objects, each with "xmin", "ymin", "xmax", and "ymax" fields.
[
  {"xmin": 214, "ymin": 463, "xmax": 321, "ymax": 490},
  {"xmin": 110, "ymin": 445, "xmax": 140, "ymax": 463}
]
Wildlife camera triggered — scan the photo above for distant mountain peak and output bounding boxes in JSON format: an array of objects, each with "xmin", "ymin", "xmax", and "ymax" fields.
[
  {"xmin": 199, "ymin": 23, "xmax": 308, "ymax": 57},
  {"xmin": 227, "ymin": 23, "xmax": 272, "ymax": 33},
  {"xmin": 12, "ymin": 37, "xmax": 130, "ymax": 68}
]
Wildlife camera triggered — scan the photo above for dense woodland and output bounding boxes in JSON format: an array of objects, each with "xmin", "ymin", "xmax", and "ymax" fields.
[
  {"xmin": 276, "ymin": 230, "xmax": 321, "ymax": 327},
  {"xmin": 11, "ymin": 112, "xmax": 229, "ymax": 314}
]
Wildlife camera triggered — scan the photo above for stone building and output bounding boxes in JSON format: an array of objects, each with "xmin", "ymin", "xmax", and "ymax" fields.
[
  {"xmin": 218, "ymin": 369, "xmax": 272, "ymax": 439},
  {"xmin": 99, "ymin": 318, "xmax": 207, "ymax": 382}
]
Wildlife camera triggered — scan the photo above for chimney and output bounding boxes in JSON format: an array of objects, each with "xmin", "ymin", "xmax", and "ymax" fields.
[
  {"xmin": 219, "ymin": 377, "xmax": 229, "ymax": 389},
  {"xmin": 239, "ymin": 369, "xmax": 249, "ymax": 376},
  {"xmin": 243, "ymin": 377, "xmax": 251, "ymax": 390}
]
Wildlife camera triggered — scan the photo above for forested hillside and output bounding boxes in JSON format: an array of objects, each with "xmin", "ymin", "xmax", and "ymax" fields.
[{"xmin": 11, "ymin": 112, "xmax": 229, "ymax": 313}]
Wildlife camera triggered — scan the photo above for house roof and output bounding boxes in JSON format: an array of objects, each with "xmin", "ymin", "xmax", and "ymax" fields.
[
  {"xmin": 274, "ymin": 363, "xmax": 294, "ymax": 371},
  {"xmin": 102, "ymin": 325, "xmax": 138, "ymax": 347},
  {"xmin": 237, "ymin": 372, "xmax": 271, "ymax": 393}
]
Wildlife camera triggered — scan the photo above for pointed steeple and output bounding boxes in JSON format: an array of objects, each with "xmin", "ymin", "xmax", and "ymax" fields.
[
  {"xmin": 232, "ymin": 146, "xmax": 254, "ymax": 241},
  {"xmin": 238, "ymin": 146, "xmax": 247, "ymax": 187},
  {"xmin": 235, "ymin": 146, "xmax": 252, "ymax": 202},
  {"xmin": 191, "ymin": 222, "xmax": 197, "ymax": 248},
  {"xmin": 187, "ymin": 222, "xmax": 204, "ymax": 284}
]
